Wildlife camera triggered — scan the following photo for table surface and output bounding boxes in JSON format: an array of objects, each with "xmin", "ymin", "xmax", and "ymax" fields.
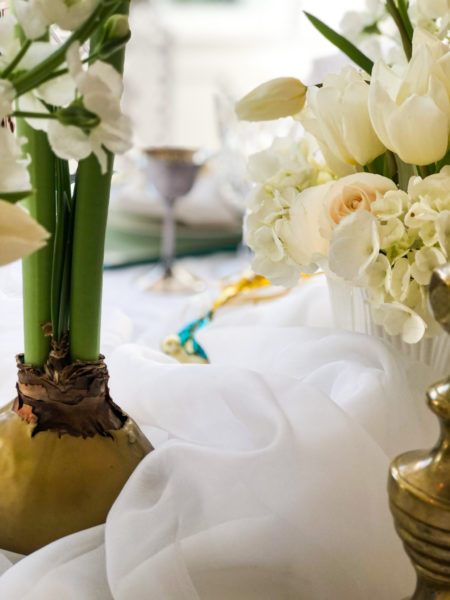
[{"xmin": 0, "ymin": 253, "xmax": 440, "ymax": 599}]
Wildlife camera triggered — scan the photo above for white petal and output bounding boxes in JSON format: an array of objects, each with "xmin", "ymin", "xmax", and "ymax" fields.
[
  {"xmin": 47, "ymin": 121, "xmax": 91, "ymax": 162},
  {"xmin": 0, "ymin": 200, "xmax": 49, "ymax": 265}
]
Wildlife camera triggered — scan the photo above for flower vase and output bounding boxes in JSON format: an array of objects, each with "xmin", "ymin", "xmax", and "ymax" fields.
[{"xmin": 327, "ymin": 276, "xmax": 450, "ymax": 378}]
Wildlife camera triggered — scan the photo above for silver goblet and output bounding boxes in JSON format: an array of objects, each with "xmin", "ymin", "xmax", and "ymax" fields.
[{"xmin": 141, "ymin": 147, "xmax": 206, "ymax": 292}]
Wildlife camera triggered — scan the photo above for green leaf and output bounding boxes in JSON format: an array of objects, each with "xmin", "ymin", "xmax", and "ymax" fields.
[
  {"xmin": 0, "ymin": 189, "xmax": 33, "ymax": 203},
  {"xmin": 397, "ymin": 0, "xmax": 414, "ymax": 40},
  {"xmin": 304, "ymin": 12, "xmax": 374, "ymax": 75}
]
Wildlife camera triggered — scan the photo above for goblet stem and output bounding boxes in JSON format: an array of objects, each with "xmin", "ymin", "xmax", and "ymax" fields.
[{"xmin": 161, "ymin": 196, "xmax": 177, "ymax": 276}]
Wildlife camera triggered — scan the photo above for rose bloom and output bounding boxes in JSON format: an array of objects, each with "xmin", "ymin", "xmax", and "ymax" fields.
[{"xmin": 320, "ymin": 172, "xmax": 397, "ymax": 239}]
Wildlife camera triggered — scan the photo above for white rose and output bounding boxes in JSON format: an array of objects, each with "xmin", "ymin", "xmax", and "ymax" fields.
[
  {"xmin": 277, "ymin": 182, "xmax": 332, "ymax": 268},
  {"xmin": 301, "ymin": 66, "xmax": 385, "ymax": 175},
  {"xmin": 320, "ymin": 172, "xmax": 397, "ymax": 239},
  {"xmin": 329, "ymin": 209, "xmax": 380, "ymax": 283},
  {"xmin": 368, "ymin": 28, "xmax": 450, "ymax": 165}
]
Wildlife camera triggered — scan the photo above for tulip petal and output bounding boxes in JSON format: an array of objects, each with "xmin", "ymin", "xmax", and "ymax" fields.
[{"xmin": 387, "ymin": 94, "xmax": 449, "ymax": 164}]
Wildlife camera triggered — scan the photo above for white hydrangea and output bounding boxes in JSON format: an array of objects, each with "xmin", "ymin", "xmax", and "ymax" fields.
[
  {"xmin": 329, "ymin": 166, "xmax": 450, "ymax": 342},
  {"xmin": 244, "ymin": 133, "xmax": 334, "ymax": 287}
]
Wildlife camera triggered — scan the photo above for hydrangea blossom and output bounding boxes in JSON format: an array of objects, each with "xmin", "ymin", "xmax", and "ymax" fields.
[{"xmin": 328, "ymin": 167, "xmax": 450, "ymax": 341}]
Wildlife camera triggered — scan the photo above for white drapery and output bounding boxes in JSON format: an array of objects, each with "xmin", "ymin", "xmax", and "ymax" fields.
[{"xmin": 0, "ymin": 260, "xmax": 438, "ymax": 599}]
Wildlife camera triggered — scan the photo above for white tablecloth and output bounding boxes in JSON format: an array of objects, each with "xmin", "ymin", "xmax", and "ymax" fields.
[{"xmin": 0, "ymin": 254, "xmax": 440, "ymax": 599}]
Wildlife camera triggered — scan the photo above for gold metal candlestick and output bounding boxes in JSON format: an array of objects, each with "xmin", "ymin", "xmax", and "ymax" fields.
[{"xmin": 389, "ymin": 264, "xmax": 450, "ymax": 599}]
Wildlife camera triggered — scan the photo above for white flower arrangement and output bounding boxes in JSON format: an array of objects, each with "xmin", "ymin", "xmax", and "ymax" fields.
[
  {"xmin": 237, "ymin": 0, "xmax": 450, "ymax": 343},
  {"xmin": 0, "ymin": 0, "xmax": 132, "ymax": 267}
]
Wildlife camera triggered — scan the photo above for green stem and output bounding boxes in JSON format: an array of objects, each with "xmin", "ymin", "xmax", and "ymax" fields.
[
  {"xmin": 24, "ymin": 48, "xmax": 121, "ymax": 90},
  {"xmin": 69, "ymin": 2, "xmax": 129, "ymax": 362},
  {"xmin": 11, "ymin": 111, "xmax": 56, "ymax": 119},
  {"xmin": 385, "ymin": 0, "xmax": 412, "ymax": 60},
  {"xmin": 18, "ymin": 121, "xmax": 56, "ymax": 367},
  {"xmin": 1, "ymin": 39, "xmax": 31, "ymax": 79},
  {"xmin": 397, "ymin": 0, "xmax": 414, "ymax": 40},
  {"xmin": 69, "ymin": 154, "xmax": 113, "ymax": 361}
]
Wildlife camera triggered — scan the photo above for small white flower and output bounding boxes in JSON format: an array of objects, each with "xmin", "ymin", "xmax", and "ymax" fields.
[
  {"xmin": 418, "ymin": 220, "xmax": 439, "ymax": 247},
  {"xmin": 379, "ymin": 218, "xmax": 405, "ymax": 249},
  {"xmin": 13, "ymin": 0, "xmax": 100, "ymax": 38},
  {"xmin": 410, "ymin": 246, "xmax": 446, "ymax": 284},
  {"xmin": 436, "ymin": 210, "xmax": 450, "ymax": 257},
  {"xmin": 0, "ymin": 79, "xmax": 15, "ymax": 120},
  {"xmin": 372, "ymin": 302, "xmax": 426, "ymax": 343},
  {"xmin": 47, "ymin": 42, "xmax": 132, "ymax": 173},
  {"xmin": 0, "ymin": 127, "xmax": 31, "ymax": 196},
  {"xmin": 365, "ymin": 253, "xmax": 391, "ymax": 290},
  {"xmin": 0, "ymin": 199, "xmax": 49, "ymax": 265},
  {"xmin": 245, "ymin": 183, "xmax": 331, "ymax": 286},
  {"xmin": 0, "ymin": 14, "xmax": 20, "ymax": 69},
  {"xmin": 13, "ymin": 0, "xmax": 48, "ymax": 39},
  {"xmin": 370, "ymin": 190, "xmax": 409, "ymax": 220},
  {"xmin": 329, "ymin": 210, "xmax": 380, "ymax": 282},
  {"xmin": 390, "ymin": 257, "xmax": 411, "ymax": 301},
  {"xmin": 404, "ymin": 201, "xmax": 438, "ymax": 228}
]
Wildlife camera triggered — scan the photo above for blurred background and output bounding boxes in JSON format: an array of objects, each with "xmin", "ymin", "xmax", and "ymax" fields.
[
  {"xmin": 123, "ymin": 0, "xmax": 362, "ymax": 150},
  {"xmin": 107, "ymin": 0, "xmax": 365, "ymax": 269}
]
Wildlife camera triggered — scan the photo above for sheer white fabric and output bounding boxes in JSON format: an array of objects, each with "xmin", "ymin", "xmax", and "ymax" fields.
[{"xmin": 0, "ymin": 260, "xmax": 438, "ymax": 599}]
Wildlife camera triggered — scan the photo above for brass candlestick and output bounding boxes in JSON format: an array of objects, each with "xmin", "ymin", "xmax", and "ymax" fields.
[{"xmin": 389, "ymin": 263, "xmax": 450, "ymax": 599}]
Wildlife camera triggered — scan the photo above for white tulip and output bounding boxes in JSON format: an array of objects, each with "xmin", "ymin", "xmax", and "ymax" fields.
[
  {"xmin": 236, "ymin": 77, "xmax": 306, "ymax": 122},
  {"xmin": 0, "ymin": 200, "xmax": 49, "ymax": 265},
  {"xmin": 368, "ymin": 28, "xmax": 450, "ymax": 165},
  {"xmin": 329, "ymin": 209, "xmax": 380, "ymax": 282},
  {"xmin": 300, "ymin": 66, "xmax": 385, "ymax": 175}
]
